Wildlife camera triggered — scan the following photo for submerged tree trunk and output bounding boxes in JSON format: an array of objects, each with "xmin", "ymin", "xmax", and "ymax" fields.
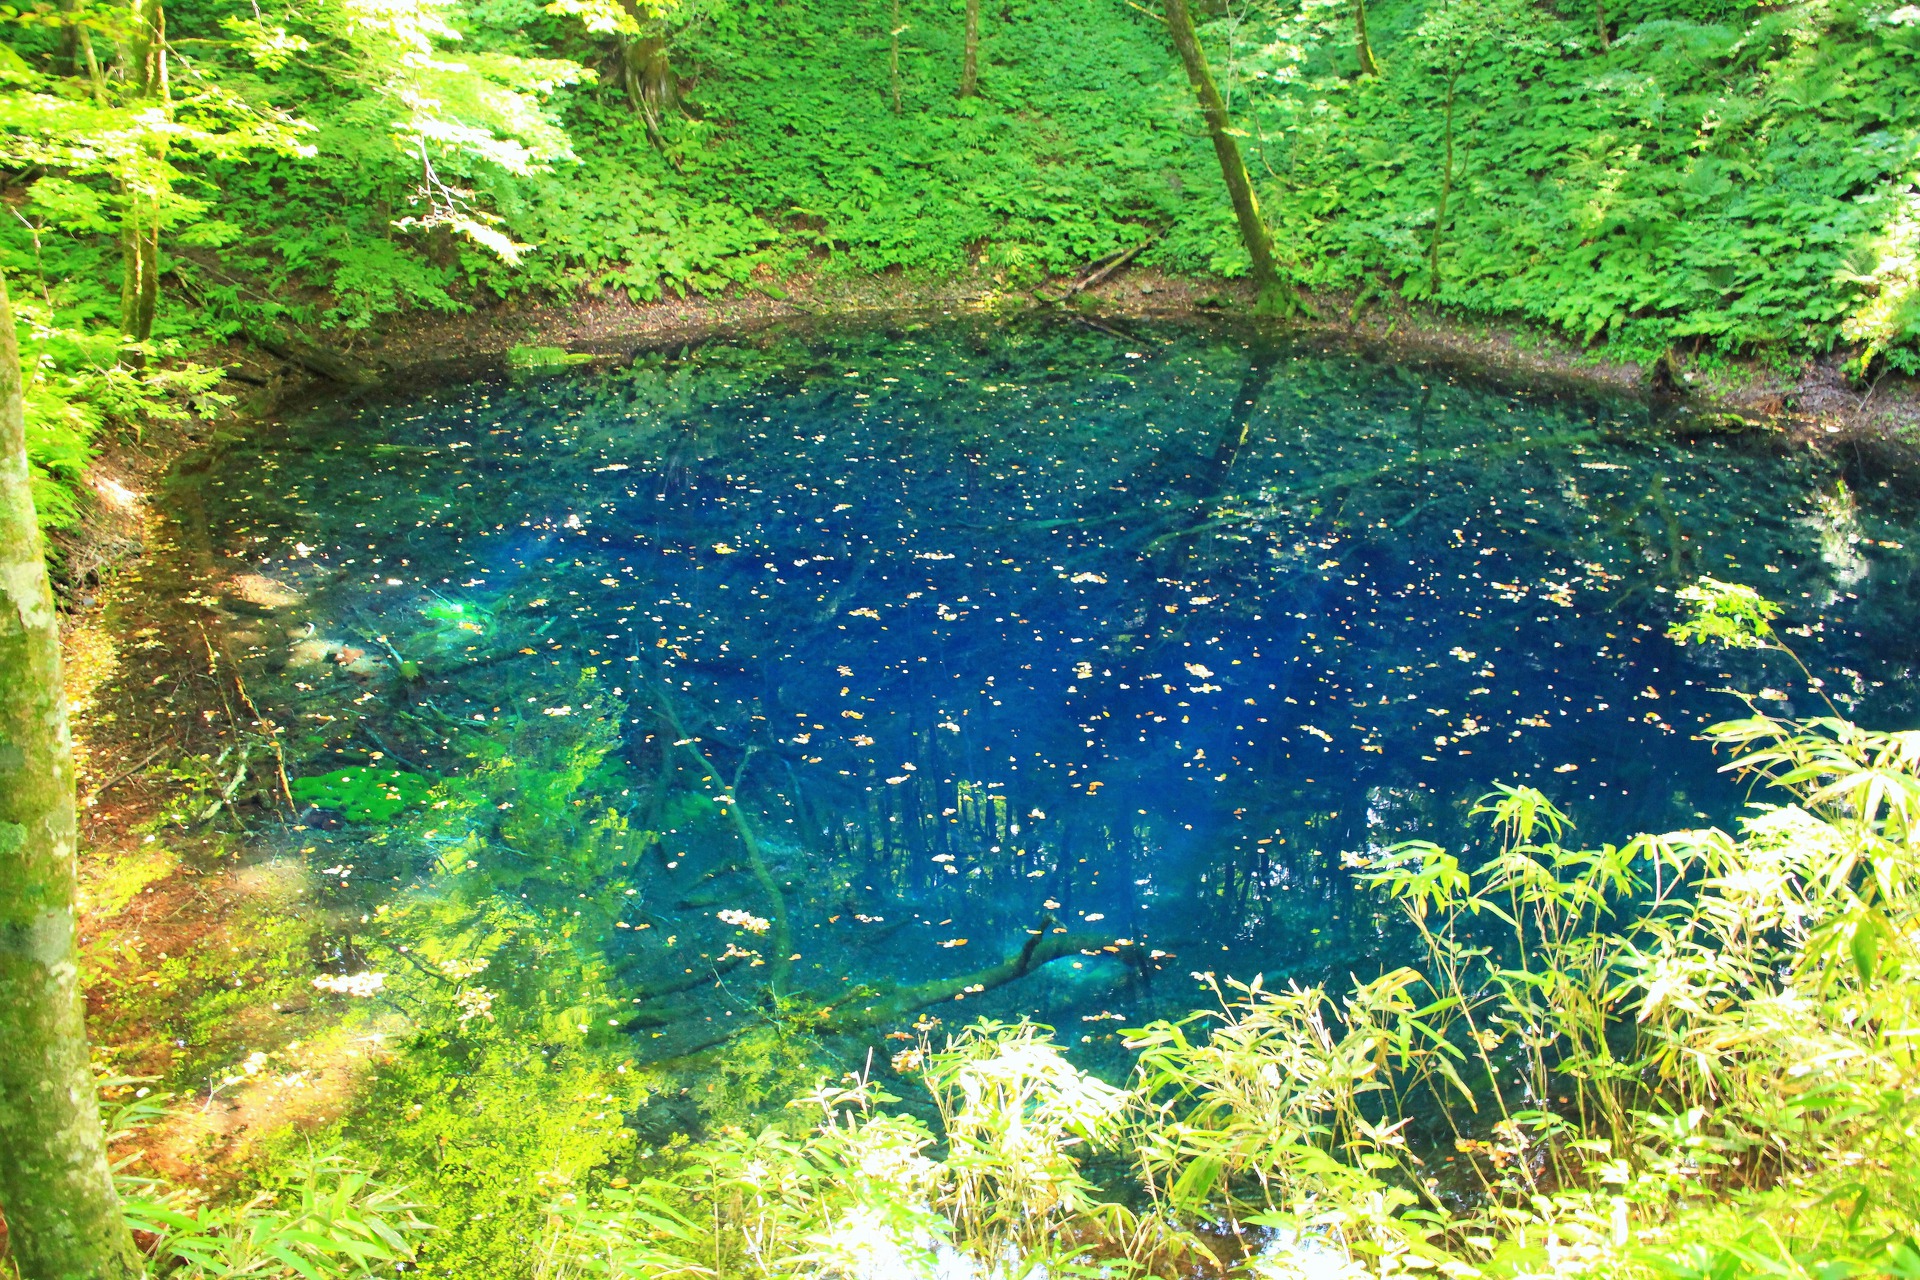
[
  {"xmin": 1354, "ymin": 0, "xmax": 1380, "ymax": 76},
  {"xmin": 0, "ymin": 277, "xmax": 144, "ymax": 1279},
  {"xmin": 959, "ymin": 0, "xmax": 979, "ymax": 97},
  {"xmin": 828, "ymin": 927, "xmax": 1115, "ymax": 1032},
  {"xmin": 1163, "ymin": 0, "xmax": 1292, "ymax": 315}
]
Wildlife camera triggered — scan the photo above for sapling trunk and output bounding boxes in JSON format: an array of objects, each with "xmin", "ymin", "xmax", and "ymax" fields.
[
  {"xmin": 959, "ymin": 0, "xmax": 979, "ymax": 96},
  {"xmin": 1162, "ymin": 0, "xmax": 1292, "ymax": 315},
  {"xmin": 0, "ymin": 275, "xmax": 145, "ymax": 1278},
  {"xmin": 119, "ymin": 201, "xmax": 159, "ymax": 364}
]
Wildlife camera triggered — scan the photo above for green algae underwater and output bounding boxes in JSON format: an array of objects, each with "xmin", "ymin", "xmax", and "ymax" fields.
[{"xmin": 134, "ymin": 315, "xmax": 1920, "ymax": 1274}]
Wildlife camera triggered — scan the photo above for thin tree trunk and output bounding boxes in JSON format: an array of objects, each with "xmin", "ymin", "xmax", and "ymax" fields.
[
  {"xmin": 1354, "ymin": 0, "xmax": 1380, "ymax": 75},
  {"xmin": 77, "ymin": 24, "xmax": 107, "ymax": 104},
  {"xmin": 890, "ymin": 0, "xmax": 904, "ymax": 112},
  {"xmin": 1427, "ymin": 73, "xmax": 1455, "ymax": 289},
  {"xmin": 959, "ymin": 0, "xmax": 979, "ymax": 97},
  {"xmin": 1594, "ymin": 0, "xmax": 1610, "ymax": 50},
  {"xmin": 119, "ymin": 202, "xmax": 159, "ymax": 364},
  {"xmin": 118, "ymin": 0, "xmax": 165, "ymax": 365},
  {"xmin": 1163, "ymin": 0, "xmax": 1292, "ymax": 314},
  {"xmin": 0, "ymin": 276, "xmax": 144, "ymax": 1278}
]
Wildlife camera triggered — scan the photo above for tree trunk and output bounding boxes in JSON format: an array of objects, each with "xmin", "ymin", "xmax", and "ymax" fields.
[
  {"xmin": 118, "ymin": 0, "xmax": 165, "ymax": 365},
  {"xmin": 0, "ymin": 278, "xmax": 144, "ymax": 1279},
  {"xmin": 619, "ymin": 33, "xmax": 677, "ymax": 146},
  {"xmin": 1593, "ymin": 0, "xmax": 1610, "ymax": 50},
  {"xmin": 118, "ymin": 202, "xmax": 159, "ymax": 365},
  {"xmin": 890, "ymin": 0, "xmax": 904, "ymax": 113},
  {"xmin": 1354, "ymin": 0, "xmax": 1380, "ymax": 76},
  {"xmin": 959, "ymin": 0, "xmax": 979, "ymax": 97},
  {"xmin": 1163, "ymin": 0, "xmax": 1292, "ymax": 315},
  {"xmin": 1427, "ymin": 73, "xmax": 1455, "ymax": 289}
]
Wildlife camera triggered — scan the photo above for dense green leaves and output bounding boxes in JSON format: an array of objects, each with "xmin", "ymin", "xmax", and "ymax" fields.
[{"xmin": 15, "ymin": 0, "xmax": 1920, "ymax": 536}]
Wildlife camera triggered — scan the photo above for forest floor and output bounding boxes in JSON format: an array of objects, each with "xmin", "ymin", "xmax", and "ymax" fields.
[
  {"xmin": 59, "ymin": 262, "xmax": 1920, "ymax": 1187},
  {"xmin": 64, "ymin": 413, "xmax": 402, "ymax": 1189}
]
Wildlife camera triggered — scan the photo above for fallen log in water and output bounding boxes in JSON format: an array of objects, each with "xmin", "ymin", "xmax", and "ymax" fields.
[
  {"xmin": 820, "ymin": 927, "xmax": 1115, "ymax": 1033},
  {"xmin": 632, "ymin": 921, "xmax": 1118, "ymax": 1066}
]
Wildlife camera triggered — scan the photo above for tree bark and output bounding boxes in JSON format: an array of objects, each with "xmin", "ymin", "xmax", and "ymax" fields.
[
  {"xmin": 959, "ymin": 0, "xmax": 979, "ymax": 96},
  {"xmin": 118, "ymin": 204, "xmax": 159, "ymax": 364},
  {"xmin": 1427, "ymin": 72, "xmax": 1455, "ymax": 289},
  {"xmin": 0, "ymin": 278, "xmax": 144, "ymax": 1278},
  {"xmin": 619, "ymin": 32, "xmax": 678, "ymax": 146},
  {"xmin": 1354, "ymin": 0, "xmax": 1380, "ymax": 76},
  {"xmin": 118, "ymin": 0, "xmax": 165, "ymax": 364},
  {"xmin": 1163, "ymin": 0, "xmax": 1292, "ymax": 315},
  {"xmin": 890, "ymin": 0, "xmax": 904, "ymax": 112}
]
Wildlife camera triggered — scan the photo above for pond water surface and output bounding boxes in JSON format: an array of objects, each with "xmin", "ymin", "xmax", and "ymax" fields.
[{"xmin": 175, "ymin": 317, "xmax": 1920, "ymax": 1068}]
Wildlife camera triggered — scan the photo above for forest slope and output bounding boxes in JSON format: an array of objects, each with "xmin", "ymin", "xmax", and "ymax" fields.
[{"xmin": 9, "ymin": 0, "xmax": 1920, "ymax": 524}]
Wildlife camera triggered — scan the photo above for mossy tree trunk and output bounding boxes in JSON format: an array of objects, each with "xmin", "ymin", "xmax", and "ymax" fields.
[
  {"xmin": 117, "ymin": 0, "xmax": 165, "ymax": 366},
  {"xmin": 1354, "ymin": 0, "xmax": 1380, "ymax": 75},
  {"xmin": 0, "ymin": 278, "xmax": 144, "ymax": 1278},
  {"xmin": 959, "ymin": 0, "xmax": 979, "ymax": 96},
  {"xmin": 1427, "ymin": 69, "xmax": 1456, "ymax": 288},
  {"xmin": 890, "ymin": 0, "xmax": 904, "ymax": 112},
  {"xmin": 1163, "ymin": 0, "xmax": 1292, "ymax": 314},
  {"xmin": 623, "ymin": 35, "xmax": 677, "ymax": 131}
]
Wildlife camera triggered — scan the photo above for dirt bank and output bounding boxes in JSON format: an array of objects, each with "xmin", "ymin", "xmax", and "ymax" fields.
[{"xmin": 219, "ymin": 263, "xmax": 1920, "ymax": 449}]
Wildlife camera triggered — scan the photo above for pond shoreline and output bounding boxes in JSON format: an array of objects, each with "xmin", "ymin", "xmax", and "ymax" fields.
[
  {"xmin": 56, "ymin": 287, "xmax": 1919, "ymax": 1191},
  {"xmin": 209, "ymin": 266, "xmax": 1920, "ymax": 449}
]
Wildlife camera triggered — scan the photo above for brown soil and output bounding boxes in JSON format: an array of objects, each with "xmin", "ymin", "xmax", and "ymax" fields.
[
  {"xmin": 63, "ymin": 412, "xmax": 388, "ymax": 1188},
  {"xmin": 236, "ymin": 262, "xmax": 1920, "ymax": 449}
]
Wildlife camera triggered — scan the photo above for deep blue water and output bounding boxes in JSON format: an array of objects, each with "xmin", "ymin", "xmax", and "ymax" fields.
[{"xmin": 183, "ymin": 318, "xmax": 1920, "ymax": 1056}]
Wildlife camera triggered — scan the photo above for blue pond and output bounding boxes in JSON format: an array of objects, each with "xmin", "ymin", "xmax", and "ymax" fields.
[{"xmin": 180, "ymin": 317, "xmax": 1920, "ymax": 1057}]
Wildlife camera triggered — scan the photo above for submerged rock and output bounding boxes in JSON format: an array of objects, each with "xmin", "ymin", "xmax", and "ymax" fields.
[
  {"xmin": 226, "ymin": 573, "xmax": 306, "ymax": 611},
  {"xmin": 299, "ymin": 805, "xmax": 345, "ymax": 830}
]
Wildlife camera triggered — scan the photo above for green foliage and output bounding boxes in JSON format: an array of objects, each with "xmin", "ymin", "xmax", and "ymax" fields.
[
  {"xmin": 1212, "ymin": 0, "xmax": 1920, "ymax": 361},
  {"xmin": 17, "ymin": 0, "xmax": 1920, "ymax": 547},
  {"xmin": 508, "ymin": 343, "xmax": 595, "ymax": 371},
  {"xmin": 290, "ymin": 766, "xmax": 439, "ymax": 822},
  {"xmin": 123, "ymin": 1153, "xmax": 433, "ymax": 1279},
  {"xmin": 1668, "ymin": 575, "xmax": 1781, "ymax": 649}
]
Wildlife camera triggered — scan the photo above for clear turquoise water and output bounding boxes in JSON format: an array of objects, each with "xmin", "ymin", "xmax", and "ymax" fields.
[{"xmin": 180, "ymin": 317, "xmax": 1920, "ymax": 1059}]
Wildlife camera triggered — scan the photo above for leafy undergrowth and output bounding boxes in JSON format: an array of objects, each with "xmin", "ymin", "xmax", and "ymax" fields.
[{"xmin": 16, "ymin": 0, "xmax": 1920, "ymax": 533}]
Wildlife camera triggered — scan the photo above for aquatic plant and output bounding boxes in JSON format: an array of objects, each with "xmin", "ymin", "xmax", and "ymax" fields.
[
  {"xmin": 290, "ymin": 766, "xmax": 438, "ymax": 823},
  {"xmin": 509, "ymin": 346, "xmax": 598, "ymax": 375}
]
